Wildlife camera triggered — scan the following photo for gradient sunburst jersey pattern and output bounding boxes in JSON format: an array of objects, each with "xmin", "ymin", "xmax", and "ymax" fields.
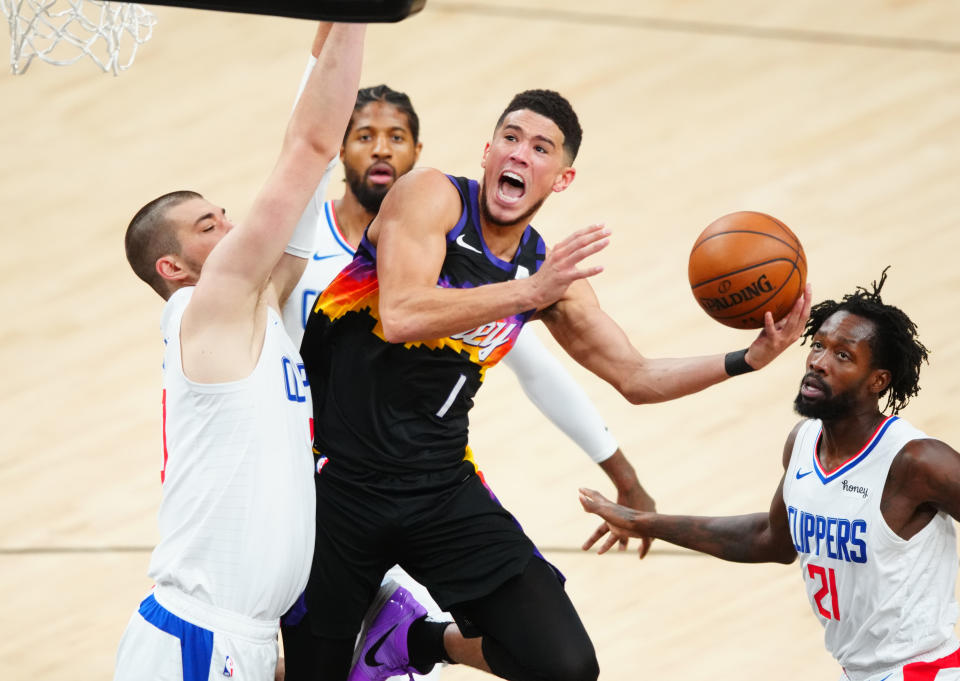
[
  {"xmin": 301, "ymin": 175, "xmax": 545, "ymax": 477},
  {"xmin": 315, "ymin": 253, "xmax": 528, "ymax": 377}
]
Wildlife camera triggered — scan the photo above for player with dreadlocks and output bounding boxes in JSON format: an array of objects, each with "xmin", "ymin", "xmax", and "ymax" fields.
[{"xmin": 581, "ymin": 269, "xmax": 960, "ymax": 680}]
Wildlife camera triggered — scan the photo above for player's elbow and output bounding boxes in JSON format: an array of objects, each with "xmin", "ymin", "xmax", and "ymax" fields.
[
  {"xmin": 767, "ymin": 541, "xmax": 798, "ymax": 565},
  {"xmin": 380, "ymin": 307, "xmax": 418, "ymax": 344},
  {"xmin": 618, "ymin": 377, "xmax": 663, "ymax": 405}
]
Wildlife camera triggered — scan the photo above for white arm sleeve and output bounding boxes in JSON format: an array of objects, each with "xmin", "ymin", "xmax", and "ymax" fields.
[
  {"xmin": 503, "ymin": 326, "xmax": 619, "ymax": 463},
  {"xmin": 284, "ymin": 54, "xmax": 339, "ymax": 258}
]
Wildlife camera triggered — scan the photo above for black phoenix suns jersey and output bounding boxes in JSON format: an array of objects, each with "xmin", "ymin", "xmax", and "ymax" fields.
[{"xmin": 300, "ymin": 175, "xmax": 546, "ymax": 481}]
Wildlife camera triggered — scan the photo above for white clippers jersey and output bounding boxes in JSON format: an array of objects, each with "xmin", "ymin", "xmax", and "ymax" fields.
[
  {"xmin": 782, "ymin": 416, "xmax": 959, "ymax": 675},
  {"xmin": 282, "ymin": 199, "xmax": 355, "ymax": 347},
  {"xmin": 149, "ymin": 288, "xmax": 315, "ymax": 621}
]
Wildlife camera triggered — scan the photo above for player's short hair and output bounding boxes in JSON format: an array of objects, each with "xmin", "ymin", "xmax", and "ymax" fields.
[
  {"xmin": 125, "ymin": 190, "xmax": 202, "ymax": 299},
  {"xmin": 345, "ymin": 84, "xmax": 420, "ymax": 144},
  {"xmin": 801, "ymin": 267, "xmax": 929, "ymax": 414},
  {"xmin": 496, "ymin": 89, "xmax": 583, "ymax": 163}
]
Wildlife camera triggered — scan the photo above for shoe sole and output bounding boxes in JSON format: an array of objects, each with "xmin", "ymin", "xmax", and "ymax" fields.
[{"xmin": 349, "ymin": 579, "xmax": 401, "ymax": 676}]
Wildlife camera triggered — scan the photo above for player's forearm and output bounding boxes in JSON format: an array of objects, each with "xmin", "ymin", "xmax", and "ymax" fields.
[
  {"xmin": 598, "ymin": 450, "xmax": 643, "ymax": 493},
  {"xmin": 285, "ymin": 23, "xmax": 365, "ymax": 165},
  {"xmin": 617, "ymin": 353, "xmax": 734, "ymax": 404},
  {"xmin": 641, "ymin": 512, "xmax": 795, "ymax": 564},
  {"xmin": 379, "ymin": 278, "xmax": 539, "ymax": 343}
]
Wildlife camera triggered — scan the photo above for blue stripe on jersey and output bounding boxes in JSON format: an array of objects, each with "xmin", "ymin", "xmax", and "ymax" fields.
[
  {"xmin": 813, "ymin": 416, "xmax": 899, "ymax": 484},
  {"xmin": 138, "ymin": 593, "xmax": 214, "ymax": 681},
  {"xmin": 324, "ymin": 201, "xmax": 354, "ymax": 255}
]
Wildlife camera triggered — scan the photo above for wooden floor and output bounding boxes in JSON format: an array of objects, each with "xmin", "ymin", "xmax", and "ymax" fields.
[{"xmin": 2, "ymin": 1, "xmax": 959, "ymax": 678}]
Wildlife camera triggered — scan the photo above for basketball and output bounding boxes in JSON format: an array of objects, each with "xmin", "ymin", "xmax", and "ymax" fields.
[{"xmin": 688, "ymin": 211, "xmax": 807, "ymax": 329}]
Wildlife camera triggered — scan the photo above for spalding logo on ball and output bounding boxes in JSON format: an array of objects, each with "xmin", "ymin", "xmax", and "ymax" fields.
[{"xmin": 688, "ymin": 211, "xmax": 807, "ymax": 329}]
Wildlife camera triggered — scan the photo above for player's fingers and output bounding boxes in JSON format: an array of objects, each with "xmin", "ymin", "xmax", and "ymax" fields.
[
  {"xmin": 554, "ymin": 225, "xmax": 609, "ymax": 259},
  {"xmin": 639, "ymin": 536, "xmax": 653, "ymax": 560},
  {"xmin": 567, "ymin": 238, "xmax": 609, "ymax": 267},
  {"xmin": 598, "ymin": 530, "xmax": 620, "ymax": 555},
  {"xmin": 573, "ymin": 264, "xmax": 604, "ymax": 281},
  {"xmin": 582, "ymin": 524, "xmax": 609, "ymax": 551}
]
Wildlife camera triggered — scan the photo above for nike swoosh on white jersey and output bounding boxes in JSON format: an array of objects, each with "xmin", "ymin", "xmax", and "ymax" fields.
[{"xmin": 455, "ymin": 233, "xmax": 482, "ymax": 254}]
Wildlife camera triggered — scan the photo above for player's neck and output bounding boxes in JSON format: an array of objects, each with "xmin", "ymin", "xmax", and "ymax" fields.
[
  {"xmin": 817, "ymin": 409, "xmax": 887, "ymax": 469},
  {"xmin": 478, "ymin": 215, "xmax": 528, "ymax": 262},
  {"xmin": 333, "ymin": 193, "xmax": 375, "ymax": 249}
]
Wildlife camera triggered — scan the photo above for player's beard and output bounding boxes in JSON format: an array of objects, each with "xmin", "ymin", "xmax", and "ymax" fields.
[
  {"xmin": 345, "ymin": 163, "xmax": 392, "ymax": 215},
  {"xmin": 479, "ymin": 183, "xmax": 545, "ymax": 228},
  {"xmin": 793, "ymin": 378, "xmax": 858, "ymax": 421}
]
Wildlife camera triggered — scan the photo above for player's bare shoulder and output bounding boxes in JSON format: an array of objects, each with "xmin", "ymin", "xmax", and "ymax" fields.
[
  {"xmin": 367, "ymin": 167, "xmax": 462, "ymax": 245},
  {"xmin": 889, "ymin": 437, "xmax": 960, "ymax": 496}
]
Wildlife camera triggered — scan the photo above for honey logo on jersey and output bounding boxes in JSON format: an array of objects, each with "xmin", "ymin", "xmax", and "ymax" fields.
[
  {"xmin": 450, "ymin": 320, "xmax": 518, "ymax": 361},
  {"xmin": 840, "ymin": 479, "xmax": 869, "ymax": 499}
]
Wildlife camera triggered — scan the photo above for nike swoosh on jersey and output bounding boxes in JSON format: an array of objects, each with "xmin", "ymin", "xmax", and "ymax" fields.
[
  {"xmin": 364, "ymin": 623, "xmax": 399, "ymax": 667},
  {"xmin": 795, "ymin": 469, "xmax": 813, "ymax": 479},
  {"xmin": 312, "ymin": 253, "xmax": 342, "ymax": 261},
  {"xmin": 455, "ymin": 233, "xmax": 482, "ymax": 254}
]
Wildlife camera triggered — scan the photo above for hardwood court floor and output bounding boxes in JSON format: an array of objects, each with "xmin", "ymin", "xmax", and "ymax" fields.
[{"xmin": 1, "ymin": 1, "xmax": 959, "ymax": 679}]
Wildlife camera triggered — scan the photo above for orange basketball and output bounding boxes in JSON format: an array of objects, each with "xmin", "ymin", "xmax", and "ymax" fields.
[{"xmin": 688, "ymin": 211, "xmax": 807, "ymax": 329}]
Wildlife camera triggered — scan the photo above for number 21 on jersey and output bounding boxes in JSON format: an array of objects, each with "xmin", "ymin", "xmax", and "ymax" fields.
[{"xmin": 807, "ymin": 564, "xmax": 840, "ymax": 620}]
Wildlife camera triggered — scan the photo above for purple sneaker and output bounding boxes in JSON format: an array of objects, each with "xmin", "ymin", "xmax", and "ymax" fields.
[{"xmin": 347, "ymin": 580, "xmax": 428, "ymax": 681}]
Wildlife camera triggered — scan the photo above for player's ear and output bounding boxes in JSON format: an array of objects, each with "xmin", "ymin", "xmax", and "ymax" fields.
[
  {"xmin": 413, "ymin": 140, "xmax": 423, "ymax": 164},
  {"xmin": 480, "ymin": 142, "xmax": 491, "ymax": 169},
  {"xmin": 869, "ymin": 368, "xmax": 892, "ymax": 396},
  {"xmin": 156, "ymin": 255, "xmax": 190, "ymax": 284},
  {"xmin": 551, "ymin": 166, "xmax": 576, "ymax": 193}
]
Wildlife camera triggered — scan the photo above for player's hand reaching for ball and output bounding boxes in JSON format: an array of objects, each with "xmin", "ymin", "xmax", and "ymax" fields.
[
  {"xmin": 744, "ymin": 282, "xmax": 813, "ymax": 370},
  {"xmin": 579, "ymin": 487, "xmax": 654, "ymax": 559},
  {"xmin": 529, "ymin": 224, "xmax": 609, "ymax": 310}
]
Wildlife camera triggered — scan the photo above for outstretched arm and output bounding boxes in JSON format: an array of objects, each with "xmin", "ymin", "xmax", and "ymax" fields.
[
  {"xmin": 188, "ymin": 23, "xmax": 364, "ymax": 324},
  {"xmin": 579, "ymin": 424, "xmax": 801, "ymax": 563},
  {"xmin": 541, "ymin": 278, "xmax": 811, "ymax": 405},
  {"xmin": 179, "ymin": 23, "xmax": 364, "ymax": 382},
  {"xmin": 272, "ymin": 25, "xmax": 343, "ymax": 306},
  {"xmin": 503, "ymin": 327, "xmax": 656, "ymax": 555}
]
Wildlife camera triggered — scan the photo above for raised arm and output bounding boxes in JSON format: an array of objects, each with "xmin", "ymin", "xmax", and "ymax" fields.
[
  {"xmin": 579, "ymin": 424, "xmax": 802, "ymax": 563},
  {"xmin": 186, "ymin": 23, "xmax": 364, "ymax": 329},
  {"xmin": 372, "ymin": 169, "xmax": 611, "ymax": 343},
  {"xmin": 272, "ymin": 24, "xmax": 343, "ymax": 306},
  {"xmin": 541, "ymin": 278, "xmax": 811, "ymax": 405}
]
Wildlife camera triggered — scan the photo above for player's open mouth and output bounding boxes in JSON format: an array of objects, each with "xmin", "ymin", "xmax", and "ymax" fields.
[
  {"xmin": 498, "ymin": 171, "xmax": 525, "ymax": 203},
  {"xmin": 800, "ymin": 374, "xmax": 827, "ymax": 399},
  {"xmin": 367, "ymin": 162, "xmax": 395, "ymax": 186}
]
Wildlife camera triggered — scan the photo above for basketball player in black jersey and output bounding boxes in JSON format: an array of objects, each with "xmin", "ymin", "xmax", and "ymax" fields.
[{"xmin": 290, "ymin": 89, "xmax": 812, "ymax": 681}]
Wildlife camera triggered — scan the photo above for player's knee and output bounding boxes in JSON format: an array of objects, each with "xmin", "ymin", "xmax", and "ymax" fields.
[{"xmin": 542, "ymin": 641, "xmax": 599, "ymax": 681}]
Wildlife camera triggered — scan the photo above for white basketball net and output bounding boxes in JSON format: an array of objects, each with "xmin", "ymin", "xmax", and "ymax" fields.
[{"xmin": 1, "ymin": 0, "xmax": 156, "ymax": 75}]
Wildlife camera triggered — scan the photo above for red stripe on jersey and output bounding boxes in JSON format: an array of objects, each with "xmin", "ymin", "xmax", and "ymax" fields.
[
  {"xmin": 328, "ymin": 202, "xmax": 354, "ymax": 250},
  {"xmin": 161, "ymin": 389, "xmax": 169, "ymax": 485},
  {"xmin": 903, "ymin": 646, "xmax": 960, "ymax": 680},
  {"xmin": 814, "ymin": 415, "xmax": 894, "ymax": 476}
]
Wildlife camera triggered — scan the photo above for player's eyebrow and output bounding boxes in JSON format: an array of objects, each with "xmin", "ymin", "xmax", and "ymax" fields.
[
  {"xmin": 193, "ymin": 208, "xmax": 224, "ymax": 226},
  {"xmin": 502, "ymin": 124, "xmax": 557, "ymax": 149}
]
